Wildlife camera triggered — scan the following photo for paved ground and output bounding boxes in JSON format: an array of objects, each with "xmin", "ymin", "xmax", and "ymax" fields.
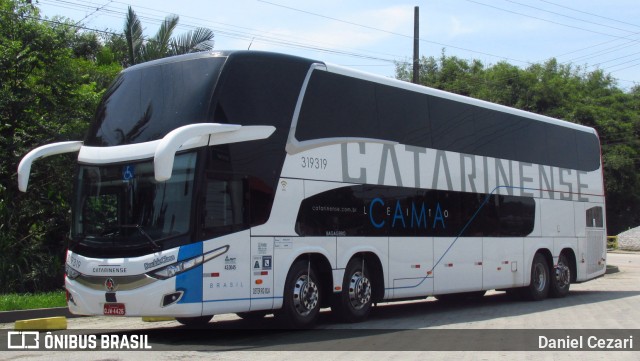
[{"xmin": 2, "ymin": 251, "xmax": 639, "ymax": 360}]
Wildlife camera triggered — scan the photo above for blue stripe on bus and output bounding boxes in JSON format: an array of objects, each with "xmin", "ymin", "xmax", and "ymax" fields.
[
  {"xmin": 203, "ymin": 296, "xmax": 283, "ymax": 303},
  {"xmin": 176, "ymin": 242, "xmax": 203, "ymax": 304}
]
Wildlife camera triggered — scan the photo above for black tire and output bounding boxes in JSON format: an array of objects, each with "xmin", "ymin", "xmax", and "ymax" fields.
[
  {"xmin": 236, "ymin": 311, "xmax": 269, "ymax": 320},
  {"xmin": 524, "ymin": 253, "xmax": 550, "ymax": 301},
  {"xmin": 277, "ymin": 260, "xmax": 321, "ymax": 328},
  {"xmin": 505, "ymin": 288, "xmax": 524, "ymax": 300},
  {"xmin": 549, "ymin": 253, "xmax": 571, "ymax": 298},
  {"xmin": 175, "ymin": 315, "xmax": 213, "ymax": 327},
  {"xmin": 332, "ymin": 257, "xmax": 373, "ymax": 323}
]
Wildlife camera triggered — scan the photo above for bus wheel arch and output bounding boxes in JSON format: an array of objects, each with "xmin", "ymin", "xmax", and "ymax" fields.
[{"xmin": 525, "ymin": 250, "xmax": 552, "ymax": 301}]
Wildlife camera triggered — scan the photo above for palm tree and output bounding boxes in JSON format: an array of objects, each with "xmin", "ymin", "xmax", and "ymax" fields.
[{"xmin": 123, "ymin": 6, "xmax": 214, "ymax": 66}]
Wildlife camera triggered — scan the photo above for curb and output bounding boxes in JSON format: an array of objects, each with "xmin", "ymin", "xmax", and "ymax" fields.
[{"xmin": 0, "ymin": 307, "xmax": 83, "ymax": 324}]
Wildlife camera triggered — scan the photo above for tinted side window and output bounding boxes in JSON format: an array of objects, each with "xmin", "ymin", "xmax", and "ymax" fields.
[
  {"xmin": 208, "ymin": 54, "xmax": 313, "ymax": 229},
  {"xmin": 295, "ymin": 185, "xmax": 535, "ymax": 237},
  {"xmin": 294, "ymin": 70, "xmax": 600, "ymax": 172},
  {"xmin": 586, "ymin": 206, "xmax": 604, "ymax": 228},
  {"xmin": 296, "ymin": 71, "xmax": 379, "ymax": 141},
  {"xmin": 430, "ymin": 96, "xmax": 476, "ymax": 152},
  {"xmin": 546, "ymin": 124, "xmax": 578, "ymax": 170},
  {"xmin": 576, "ymin": 131, "xmax": 601, "ymax": 171},
  {"xmin": 377, "ymin": 85, "xmax": 430, "ymax": 147}
]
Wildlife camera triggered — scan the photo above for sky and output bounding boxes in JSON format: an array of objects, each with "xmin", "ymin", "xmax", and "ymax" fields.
[{"xmin": 36, "ymin": 0, "xmax": 640, "ymax": 89}]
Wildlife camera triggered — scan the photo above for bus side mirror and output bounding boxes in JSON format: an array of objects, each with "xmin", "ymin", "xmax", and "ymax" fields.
[
  {"xmin": 154, "ymin": 123, "xmax": 275, "ymax": 182},
  {"xmin": 18, "ymin": 141, "xmax": 83, "ymax": 192}
]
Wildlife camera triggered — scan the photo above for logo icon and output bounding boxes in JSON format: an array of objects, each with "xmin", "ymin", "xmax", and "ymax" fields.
[
  {"xmin": 280, "ymin": 180, "xmax": 287, "ymax": 191},
  {"xmin": 104, "ymin": 278, "xmax": 116, "ymax": 292}
]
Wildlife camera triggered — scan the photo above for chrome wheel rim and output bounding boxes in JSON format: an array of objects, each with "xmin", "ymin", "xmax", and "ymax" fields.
[
  {"xmin": 348, "ymin": 271, "xmax": 372, "ymax": 310},
  {"xmin": 292, "ymin": 274, "xmax": 318, "ymax": 316},
  {"xmin": 555, "ymin": 261, "xmax": 570, "ymax": 288},
  {"xmin": 533, "ymin": 263, "xmax": 547, "ymax": 292}
]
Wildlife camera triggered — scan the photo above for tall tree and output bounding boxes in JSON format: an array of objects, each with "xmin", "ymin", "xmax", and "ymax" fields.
[
  {"xmin": 123, "ymin": 6, "xmax": 214, "ymax": 66},
  {"xmin": 0, "ymin": 0, "xmax": 121, "ymax": 292}
]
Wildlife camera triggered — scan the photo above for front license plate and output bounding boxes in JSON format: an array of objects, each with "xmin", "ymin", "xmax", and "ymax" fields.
[{"xmin": 103, "ymin": 303, "xmax": 126, "ymax": 316}]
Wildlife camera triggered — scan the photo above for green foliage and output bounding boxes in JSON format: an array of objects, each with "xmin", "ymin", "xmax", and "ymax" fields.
[
  {"xmin": 0, "ymin": 0, "xmax": 121, "ymax": 292},
  {"xmin": 0, "ymin": 291, "xmax": 66, "ymax": 311},
  {"xmin": 397, "ymin": 52, "xmax": 640, "ymax": 235},
  {"xmin": 123, "ymin": 6, "xmax": 214, "ymax": 66}
]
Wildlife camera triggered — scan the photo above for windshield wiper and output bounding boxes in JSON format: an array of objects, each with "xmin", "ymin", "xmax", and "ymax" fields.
[
  {"xmin": 100, "ymin": 224, "xmax": 162, "ymax": 251},
  {"xmin": 126, "ymin": 224, "xmax": 162, "ymax": 251}
]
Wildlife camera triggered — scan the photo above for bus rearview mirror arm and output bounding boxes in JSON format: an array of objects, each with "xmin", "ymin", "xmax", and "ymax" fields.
[
  {"xmin": 18, "ymin": 141, "xmax": 84, "ymax": 192},
  {"xmin": 154, "ymin": 123, "xmax": 276, "ymax": 182}
]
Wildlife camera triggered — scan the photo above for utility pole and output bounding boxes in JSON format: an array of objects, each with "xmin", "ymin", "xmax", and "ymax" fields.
[{"xmin": 413, "ymin": 6, "xmax": 419, "ymax": 84}]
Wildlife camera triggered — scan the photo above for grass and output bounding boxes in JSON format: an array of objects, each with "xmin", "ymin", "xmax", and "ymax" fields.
[{"xmin": 0, "ymin": 291, "xmax": 66, "ymax": 311}]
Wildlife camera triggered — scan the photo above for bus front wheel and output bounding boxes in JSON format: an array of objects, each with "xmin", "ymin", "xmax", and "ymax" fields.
[
  {"xmin": 278, "ymin": 260, "xmax": 321, "ymax": 328},
  {"xmin": 333, "ymin": 257, "xmax": 373, "ymax": 323}
]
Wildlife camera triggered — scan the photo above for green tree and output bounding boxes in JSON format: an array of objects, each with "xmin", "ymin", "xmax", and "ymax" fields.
[
  {"xmin": 0, "ymin": 0, "xmax": 120, "ymax": 292},
  {"xmin": 123, "ymin": 6, "xmax": 214, "ymax": 66}
]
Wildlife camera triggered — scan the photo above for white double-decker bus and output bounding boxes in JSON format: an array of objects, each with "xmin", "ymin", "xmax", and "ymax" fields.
[{"xmin": 18, "ymin": 51, "xmax": 606, "ymax": 328}]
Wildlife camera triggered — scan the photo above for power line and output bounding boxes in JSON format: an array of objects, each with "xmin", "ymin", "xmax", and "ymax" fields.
[
  {"xmin": 539, "ymin": 0, "xmax": 640, "ymax": 30},
  {"xmin": 35, "ymin": 0, "xmax": 640, "ymax": 85},
  {"xmin": 505, "ymin": 0, "xmax": 637, "ymax": 34},
  {"xmin": 257, "ymin": 0, "xmax": 533, "ymax": 65},
  {"xmin": 464, "ymin": 0, "xmax": 638, "ymax": 40},
  {"xmin": 40, "ymin": 0, "xmax": 410, "ymax": 65}
]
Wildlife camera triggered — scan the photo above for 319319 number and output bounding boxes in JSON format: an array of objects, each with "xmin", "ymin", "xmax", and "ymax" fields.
[{"xmin": 301, "ymin": 157, "xmax": 327, "ymax": 169}]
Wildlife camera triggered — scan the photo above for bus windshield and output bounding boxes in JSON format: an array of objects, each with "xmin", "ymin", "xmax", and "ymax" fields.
[{"xmin": 71, "ymin": 152, "xmax": 197, "ymax": 255}]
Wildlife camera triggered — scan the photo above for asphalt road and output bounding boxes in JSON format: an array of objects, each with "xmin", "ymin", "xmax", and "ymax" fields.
[{"xmin": 2, "ymin": 251, "xmax": 639, "ymax": 360}]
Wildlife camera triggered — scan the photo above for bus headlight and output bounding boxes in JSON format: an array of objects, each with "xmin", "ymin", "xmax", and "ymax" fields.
[
  {"xmin": 147, "ymin": 245, "xmax": 229, "ymax": 280},
  {"xmin": 65, "ymin": 264, "xmax": 81, "ymax": 280}
]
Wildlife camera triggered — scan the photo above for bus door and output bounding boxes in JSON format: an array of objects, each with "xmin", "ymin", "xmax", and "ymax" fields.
[
  {"xmin": 200, "ymin": 174, "xmax": 252, "ymax": 314},
  {"xmin": 581, "ymin": 202, "xmax": 606, "ymax": 279}
]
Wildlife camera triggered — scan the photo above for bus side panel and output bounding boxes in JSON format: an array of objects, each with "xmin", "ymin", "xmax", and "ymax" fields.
[
  {"xmin": 573, "ymin": 197, "xmax": 607, "ymax": 281},
  {"xmin": 388, "ymin": 236, "xmax": 434, "ymax": 299},
  {"xmin": 250, "ymin": 237, "xmax": 275, "ymax": 311},
  {"xmin": 539, "ymin": 199, "xmax": 575, "ymax": 238},
  {"xmin": 201, "ymin": 230, "xmax": 251, "ymax": 315},
  {"xmin": 482, "ymin": 237, "xmax": 524, "ymax": 289},
  {"xmin": 433, "ymin": 237, "xmax": 483, "ymax": 294}
]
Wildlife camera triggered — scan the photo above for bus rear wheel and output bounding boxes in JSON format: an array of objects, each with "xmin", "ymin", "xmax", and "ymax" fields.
[
  {"xmin": 525, "ymin": 253, "xmax": 550, "ymax": 301},
  {"xmin": 332, "ymin": 257, "xmax": 373, "ymax": 323},
  {"xmin": 278, "ymin": 260, "xmax": 321, "ymax": 328},
  {"xmin": 550, "ymin": 253, "xmax": 571, "ymax": 298},
  {"xmin": 175, "ymin": 315, "xmax": 213, "ymax": 327}
]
